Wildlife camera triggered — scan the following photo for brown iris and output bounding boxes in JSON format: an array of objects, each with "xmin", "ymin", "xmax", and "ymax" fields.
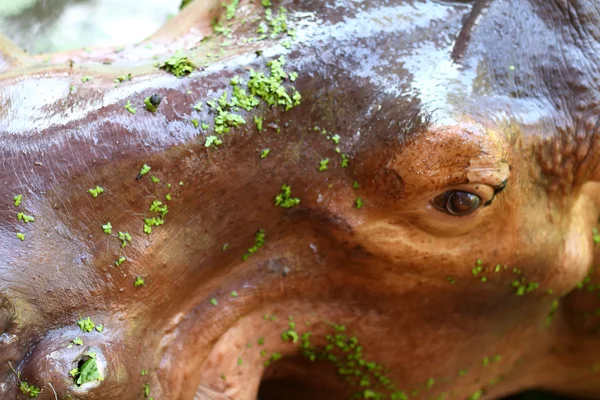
[{"xmin": 432, "ymin": 190, "xmax": 481, "ymax": 216}]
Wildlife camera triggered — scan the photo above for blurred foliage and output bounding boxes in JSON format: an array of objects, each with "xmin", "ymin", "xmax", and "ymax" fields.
[{"xmin": 0, "ymin": 0, "xmax": 179, "ymax": 54}]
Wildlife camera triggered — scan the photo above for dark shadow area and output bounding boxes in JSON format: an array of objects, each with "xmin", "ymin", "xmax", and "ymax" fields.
[
  {"xmin": 258, "ymin": 385, "xmax": 575, "ymax": 400},
  {"xmin": 503, "ymin": 391, "xmax": 574, "ymax": 400},
  {"xmin": 258, "ymin": 378, "xmax": 342, "ymax": 400}
]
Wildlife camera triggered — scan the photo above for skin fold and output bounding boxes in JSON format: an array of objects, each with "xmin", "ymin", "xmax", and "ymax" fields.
[{"xmin": 1, "ymin": 0, "xmax": 600, "ymax": 399}]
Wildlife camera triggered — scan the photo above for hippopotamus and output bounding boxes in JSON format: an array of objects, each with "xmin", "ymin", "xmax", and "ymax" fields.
[{"xmin": 1, "ymin": 0, "xmax": 600, "ymax": 399}]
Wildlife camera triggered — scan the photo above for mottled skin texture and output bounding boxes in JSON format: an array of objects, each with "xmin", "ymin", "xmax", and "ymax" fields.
[{"xmin": 1, "ymin": 0, "xmax": 600, "ymax": 399}]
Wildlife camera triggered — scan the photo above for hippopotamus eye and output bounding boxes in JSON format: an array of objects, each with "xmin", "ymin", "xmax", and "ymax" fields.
[{"xmin": 431, "ymin": 190, "xmax": 481, "ymax": 216}]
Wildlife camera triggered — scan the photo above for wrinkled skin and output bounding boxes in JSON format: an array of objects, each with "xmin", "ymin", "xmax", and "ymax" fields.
[{"xmin": 1, "ymin": 0, "xmax": 600, "ymax": 399}]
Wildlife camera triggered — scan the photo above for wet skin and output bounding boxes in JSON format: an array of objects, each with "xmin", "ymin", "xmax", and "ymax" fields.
[{"xmin": 1, "ymin": 0, "xmax": 600, "ymax": 399}]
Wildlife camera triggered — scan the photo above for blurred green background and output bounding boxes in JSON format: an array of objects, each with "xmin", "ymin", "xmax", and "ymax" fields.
[
  {"xmin": 0, "ymin": 0, "xmax": 180, "ymax": 54},
  {"xmin": 0, "ymin": 0, "xmax": 576, "ymax": 399}
]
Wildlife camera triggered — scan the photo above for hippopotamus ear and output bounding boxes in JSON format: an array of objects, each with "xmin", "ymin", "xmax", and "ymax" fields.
[
  {"xmin": 0, "ymin": 33, "xmax": 32, "ymax": 72},
  {"xmin": 148, "ymin": 0, "xmax": 223, "ymax": 44}
]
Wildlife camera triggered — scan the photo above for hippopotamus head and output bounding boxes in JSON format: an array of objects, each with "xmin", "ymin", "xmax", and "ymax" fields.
[{"xmin": 1, "ymin": 0, "xmax": 600, "ymax": 399}]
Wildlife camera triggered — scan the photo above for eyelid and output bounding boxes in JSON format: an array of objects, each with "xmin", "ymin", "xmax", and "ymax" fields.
[
  {"xmin": 493, "ymin": 179, "xmax": 508, "ymax": 195},
  {"xmin": 434, "ymin": 183, "xmax": 495, "ymax": 205},
  {"xmin": 397, "ymin": 183, "xmax": 499, "ymax": 235}
]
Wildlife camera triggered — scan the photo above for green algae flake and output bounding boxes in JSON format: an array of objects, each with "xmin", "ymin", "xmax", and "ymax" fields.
[
  {"xmin": 275, "ymin": 185, "xmax": 300, "ymax": 208},
  {"xmin": 19, "ymin": 381, "xmax": 41, "ymax": 397},
  {"xmin": 281, "ymin": 322, "xmax": 408, "ymax": 399},
  {"xmin": 224, "ymin": 0, "xmax": 240, "ymax": 20},
  {"xmin": 102, "ymin": 222, "xmax": 112, "ymax": 234},
  {"xmin": 88, "ymin": 186, "xmax": 104, "ymax": 198},
  {"xmin": 200, "ymin": 56, "xmax": 300, "ymax": 140},
  {"xmin": 77, "ymin": 317, "xmax": 96, "ymax": 332},
  {"xmin": 159, "ymin": 51, "xmax": 197, "ymax": 77},
  {"xmin": 75, "ymin": 353, "xmax": 103, "ymax": 386},
  {"xmin": 242, "ymin": 229, "xmax": 266, "ymax": 261},
  {"xmin": 138, "ymin": 164, "xmax": 151, "ymax": 177},
  {"xmin": 205, "ymin": 135, "xmax": 223, "ymax": 148},
  {"xmin": 124, "ymin": 100, "xmax": 137, "ymax": 114},
  {"xmin": 118, "ymin": 231, "xmax": 132, "ymax": 248},
  {"xmin": 247, "ymin": 56, "xmax": 301, "ymax": 110},
  {"xmin": 318, "ymin": 158, "xmax": 329, "ymax": 171},
  {"xmin": 355, "ymin": 197, "xmax": 364, "ymax": 209},
  {"xmin": 144, "ymin": 96, "xmax": 159, "ymax": 113}
]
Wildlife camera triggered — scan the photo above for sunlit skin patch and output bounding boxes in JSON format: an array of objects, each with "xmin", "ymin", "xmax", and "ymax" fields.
[{"xmin": 351, "ymin": 121, "xmax": 513, "ymax": 237}]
